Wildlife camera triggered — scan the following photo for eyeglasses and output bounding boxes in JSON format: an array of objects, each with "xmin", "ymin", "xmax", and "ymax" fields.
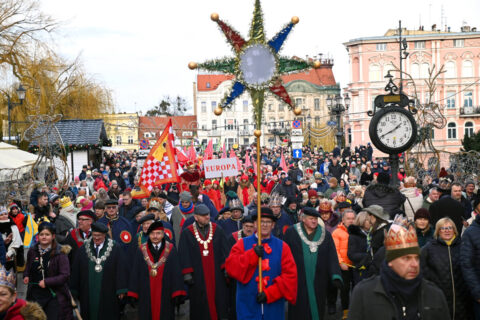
[
  {"xmin": 78, "ymin": 218, "xmax": 92, "ymax": 222},
  {"xmin": 440, "ymin": 226, "xmax": 453, "ymax": 231},
  {"xmin": 260, "ymin": 221, "xmax": 273, "ymax": 226},
  {"xmin": 106, "ymin": 206, "xmax": 117, "ymax": 210}
]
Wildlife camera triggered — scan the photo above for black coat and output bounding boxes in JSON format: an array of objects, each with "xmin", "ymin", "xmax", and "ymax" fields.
[
  {"xmin": 370, "ymin": 223, "xmax": 389, "ymax": 255},
  {"xmin": 421, "ymin": 237, "xmax": 473, "ymax": 319},
  {"xmin": 277, "ymin": 181, "xmax": 299, "ymax": 200},
  {"xmin": 347, "ymin": 225, "xmax": 370, "ymax": 283},
  {"xmin": 328, "ymin": 163, "xmax": 344, "ymax": 181},
  {"xmin": 348, "ymin": 275, "xmax": 450, "ymax": 320},
  {"xmin": 118, "ymin": 200, "xmax": 141, "ymax": 221},
  {"xmin": 284, "ymin": 223, "xmax": 341, "ymax": 320},
  {"xmin": 362, "ymin": 183, "xmax": 406, "ymax": 218},
  {"xmin": 461, "ymin": 214, "xmax": 480, "ymax": 300}
]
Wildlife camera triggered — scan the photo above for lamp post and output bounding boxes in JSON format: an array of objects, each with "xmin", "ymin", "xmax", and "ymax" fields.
[
  {"xmin": 306, "ymin": 114, "xmax": 312, "ymax": 149},
  {"xmin": 7, "ymin": 84, "xmax": 26, "ymax": 144},
  {"xmin": 326, "ymin": 93, "xmax": 350, "ymax": 149}
]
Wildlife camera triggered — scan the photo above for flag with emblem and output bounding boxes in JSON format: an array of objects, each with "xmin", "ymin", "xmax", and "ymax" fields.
[{"xmin": 132, "ymin": 119, "xmax": 180, "ymax": 199}]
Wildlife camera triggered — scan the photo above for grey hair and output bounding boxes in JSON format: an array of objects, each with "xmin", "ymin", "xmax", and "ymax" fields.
[
  {"xmin": 354, "ymin": 211, "xmax": 369, "ymax": 227},
  {"xmin": 341, "ymin": 209, "xmax": 356, "ymax": 219},
  {"xmin": 429, "ymin": 187, "xmax": 439, "ymax": 195}
]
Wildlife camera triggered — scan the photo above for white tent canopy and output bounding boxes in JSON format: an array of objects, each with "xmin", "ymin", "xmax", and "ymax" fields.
[{"xmin": 0, "ymin": 143, "xmax": 39, "ymax": 181}]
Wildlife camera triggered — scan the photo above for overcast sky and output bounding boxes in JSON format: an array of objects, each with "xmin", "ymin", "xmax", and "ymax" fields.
[{"xmin": 41, "ymin": 0, "xmax": 480, "ymax": 114}]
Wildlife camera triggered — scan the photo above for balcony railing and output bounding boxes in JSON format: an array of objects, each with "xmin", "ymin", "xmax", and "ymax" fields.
[{"xmin": 460, "ymin": 106, "xmax": 480, "ymax": 116}]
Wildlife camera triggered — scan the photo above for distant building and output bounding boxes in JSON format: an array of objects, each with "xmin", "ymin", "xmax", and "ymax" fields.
[
  {"xmin": 103, "ymin": 113, "xmax": 139, "ymax": 151},
  {"xmin": 344, "ymin": 24, "xmax": 480, "ymax": 156},
  {"xmin": 194, "ymin": 59, "xmax": 340, "ymax": 149},
  {"xmin": 138, "ymin": 115, "xmax": 197, "ymax": 148}
]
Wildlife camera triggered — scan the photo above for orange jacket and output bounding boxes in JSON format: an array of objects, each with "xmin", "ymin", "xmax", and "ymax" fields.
[{"xmin": 332, "ymin": 223, "xmax": 352, "ymax": 266}]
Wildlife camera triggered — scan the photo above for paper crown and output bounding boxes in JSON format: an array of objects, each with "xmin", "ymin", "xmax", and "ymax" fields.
[
  {"xmin": 59, "ymin": 197, "xmax": 73, "ymax": 209},
  {"xmin": 318, "ymin": 200, "xmax": 333, "ymax": 213},
  {"xmin": 148, "ymin": 198, "xmax": 162, "ymax": 211},
  {"xmin": 229, "ymin": 198, "xmax": 243, "ymax": 211},
  {"xmin": 385, "ymin": 215, "xmax": 419, "ymax": 251},
  {"xmin": 268, "ymin": 193, "xmax": 284, "ymax": 207},
  {"xmin": 0, "ymin": 264, "xmax": 16, "ymax": 291}
]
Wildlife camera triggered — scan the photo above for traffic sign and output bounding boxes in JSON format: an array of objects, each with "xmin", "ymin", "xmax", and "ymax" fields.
[
  {"xmin": 291, "ymin": 135, "xmax": 305, "ymax": 142},
  {"xmin": 291, "ymin": 129, "xmax": 303, "ymax": 136},
  {"xmin": 292, "ymin": 149, "xmax": 302, "ymax": 159},
  {"xmin": 292, "ymin": 120, "xmax": 302, "ymax": 129},
  {"xmin": 291, "ymin": 142, "xmax": 303, "ymax": 149},
  {"xmin": 327, "ymin": 120, "xmax": 337, "ymax": 127}
]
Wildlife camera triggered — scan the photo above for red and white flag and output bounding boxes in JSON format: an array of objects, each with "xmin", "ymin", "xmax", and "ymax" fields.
[
  {"xmin": 204, "ymin": 139, "xmax": 214, "ymax": 160},
  {"xmin": 279, "ymin": 150, "xmax": 288, "ymax": 173}
]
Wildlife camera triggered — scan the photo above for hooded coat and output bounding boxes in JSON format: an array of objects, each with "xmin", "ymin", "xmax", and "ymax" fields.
[
  {"xmin": 362, "ymin": 183, "xmax": 406, "ymax": 218},
  {"xmin": 461, "ymin": 214, "xmax": 480, "ymax": 301},
  {"xmin": 3, "ymin": 299, "xmax": 46, "ymax": 320}
]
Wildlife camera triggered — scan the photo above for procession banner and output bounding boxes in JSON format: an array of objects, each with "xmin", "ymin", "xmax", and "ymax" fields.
[{"xmin": 204, "ymin": 158, "xmax": 239, "ymax": 178}]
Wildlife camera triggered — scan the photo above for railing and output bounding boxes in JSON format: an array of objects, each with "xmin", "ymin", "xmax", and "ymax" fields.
[{"xmin": 460, "ymin": 106, "xmax": 480, "ymax": 116}]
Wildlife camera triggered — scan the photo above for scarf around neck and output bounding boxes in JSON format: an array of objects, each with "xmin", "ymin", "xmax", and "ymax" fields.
[{"xmin": 179, "ymin": 202, "xmax": 194, "ymax": 215}]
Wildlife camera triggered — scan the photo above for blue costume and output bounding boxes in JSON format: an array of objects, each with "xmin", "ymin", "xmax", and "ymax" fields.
[
  {"xmin": 99, "ymin": 215, "xmax": 134, "ymax": 252},
  {"xmin": 218, "ymin": 218, "xmax": 242, "ymax": 236}
]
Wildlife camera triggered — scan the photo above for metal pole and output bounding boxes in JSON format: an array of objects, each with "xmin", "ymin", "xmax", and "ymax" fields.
[
  {"xmin": 256, "ymin": 135, "xmax": 263, "ymax": 293},
  {"xmin": 399, "ymin": 20, "xmax": 403, "ymax": 92},
  {"xmin": 390, "ymin": 153, "xmax": 399, "ymax": 187},
  {"xmin": 336, "ymin": 108, "xmax": 342, "ymax": 149}
]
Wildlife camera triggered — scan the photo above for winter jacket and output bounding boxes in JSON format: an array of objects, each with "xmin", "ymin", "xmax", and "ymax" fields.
[
  {"xmin": 321, "ymin": 212, "xmax": 340, "ymax": 234},
  {"xmin": 277, "ymin": 181, "xmax": 299, "ymax": 200},
  {"xmin": 362, "ymin": 183, "xmax": 406, "ymax": 218},
  {"xmin": 421, "ymin": 237, "xmax": 473, "ymax": 320},
  {"xmin": 416, "ymin": 225, "xmax": 434, "ymax": 248},
  {"xmin": 3, "ymin": 299, "xmax": 46, "ymax": 320},
  {"xmin": 461, "ymin": 214, "xmax": 480, "ymax": 300},
  {"xmin": 400, "ymin": 187, "xmax": 424, "ymax": 220},
  {"xmin": 328, "ymin": 163, "xmax": 344, "ymax": 181},
  {"xmin": 332, "ymin": 223, "xmax": 352, "ymax": 265},
  {"xmin": 118, "ymin": 199, "xmax": 141, "ymax": 221},
  {"xmin": 348, "ymin": 274, "xmax": 450, "ymax": 320},
  {"xmin": 370, "ymin": 223, "xmax": 388, "ymax": 255},
  {"xmin": 429, "ymin": 197, "xmax": 465, "ymax": 235}
]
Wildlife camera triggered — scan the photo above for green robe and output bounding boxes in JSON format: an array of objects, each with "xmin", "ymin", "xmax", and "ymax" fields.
[{"xmin": 299, "ymin": 224, "xmax": 321, "ymax": 320}]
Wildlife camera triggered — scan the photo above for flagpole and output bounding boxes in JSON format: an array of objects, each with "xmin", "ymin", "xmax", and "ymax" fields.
[{"xmin": 255, "ymin": 134, "xmax": 263, "ymax": 293}]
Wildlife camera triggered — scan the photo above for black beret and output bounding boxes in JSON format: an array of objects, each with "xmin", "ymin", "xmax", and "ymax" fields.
[
  {"xmin": 252, "ymin": 207, "xmax": 277, "ymax": 221},
  {"xmin": 105, "ymin": 199, "xmax": 118, "ymax": 206},
  {"xmin": 146, "ymin": 220, "xmax": 164, "ymax": 234},
  {"xmin": 91, "ymin": 222, "xmax": 109, "ymax": 233},
  {"xmin": 138, "ymin": 213, "xmax": 156, "ymax": 224},
  {"xmin": 302, "ymin": 207, "xmax": 320, "ymax": 218},
  {"xmin": 242, "ymin": 215, "xmax": 254, "ymax": 224},
  {"xmin": 194, "ymin": 204, "xmax": 210, "ymax": 216},
  {"xmin": 219, "ymin": 207, "xmax": 231, "ymax": 216},
  {"xmin": 77, "ymin": 210, "xmax": 96, "ymax": 220}
]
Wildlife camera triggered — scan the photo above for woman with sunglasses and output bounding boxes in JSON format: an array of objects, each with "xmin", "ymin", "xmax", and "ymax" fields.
[
  {"xmin": 421, "ymin": 217, "xmax": 473, "ymax": 319},
  {"xmin": 23, "ymin": 222, "xmax": 73, "ymax": 320}
]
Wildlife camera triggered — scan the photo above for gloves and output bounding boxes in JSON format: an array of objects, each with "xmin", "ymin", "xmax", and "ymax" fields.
[
  {"xmin": 174, "ymin": 295, "xmax": 185, "ymax": 307},
  {"xmin": 254, "ymin": 245, "xmax": 264, "ymax": 258},
  {"xmin": 256, "ymin": 291, "xmax": 267, "ymax": 304},
  {"xmin": 333, "ymin": 279, "xmax": 343, "ymax": 290},
  {"xmin": 184, "ymin": 273, "xmax": 194, "ymax": 286}
]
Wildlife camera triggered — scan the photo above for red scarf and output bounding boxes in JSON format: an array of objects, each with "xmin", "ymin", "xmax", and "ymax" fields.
[{"xmin": 242, "ymin": 187, "xmax": 250, "ymax": 206}]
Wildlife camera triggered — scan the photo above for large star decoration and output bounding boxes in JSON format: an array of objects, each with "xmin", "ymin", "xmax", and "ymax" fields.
[{"xmin": 189, "ymin": 0, "xmax": 320, "ymax": 128}]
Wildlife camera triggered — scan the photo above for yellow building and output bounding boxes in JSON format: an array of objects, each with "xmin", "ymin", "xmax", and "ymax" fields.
[{"xmin": 102, "ymin": 112, "xmax": 139, "ymax": 150}]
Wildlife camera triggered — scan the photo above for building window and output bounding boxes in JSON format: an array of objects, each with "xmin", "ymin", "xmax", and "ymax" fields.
[
  {"xmin": 453, "ymin": 39, "xmax": 464, "ymax": 48},
  {"xmin": 243, "ymin": 138, "xmax": 249, "ymax": 145},
  {"xmin": 445, "ymin": 61, "xmax": 456, "ymax": 78},
  {"xmin": 212, "ymin": 120, "xmax": 217, "ymax": 130},
  {"xmin": 243, "ymin": 119, "xmax": 249, "ymax": 129},
  {"xmin": 446, "ymin": 91, "xmax": 456, "ymax": 109},
  {"xmin": 420, "ymin": 63, "xmax": 429, "ymax": 78},
  {"xmin": 369, "ymin": 64, "xmax": 381, "ymax": 81},
  {"xmin": 201, "ymin": 101, "xmax": 206, "ymax": 113},
  {"xmin": 243, "ymin": 100, "xmax": 248, "ymax": 112},
  {"xmin": 211, "ymin": 101, "xmax": 217, "ymax": 112},
  {"xmin": 128, "ymin": 136, "xmax": 133, "ymax": 144},
  {"xmin": 464, "ymin": 92, "xmax": 473, "ymax": 107},
  {"xmin": 206, "ymin": 82, "xmax": 211, "ymax": 88},
  {"xmin": 465, "ymin": 122, "xmax": 474, "ymax": 137},
  {"xmin": 279, "ymin": 104, "xmax": 284, "ymax": 111},
  {"xmin": 201, "ymin": 125, "xmax": 206, "ymax": 130},
  {"xmin": 376, "ymin": 43, "xmax": 386, "ymax": 51},
  {"xmin": 462, "ymin": 60, "xmax": 473, "ymax": 77},
  {"xmin": 268, "ymin": 104, "xmax": 273, "ymax": 111},
  {"xmin": 411, "ymin": 63, "xmax": 420, "ymax": 78},
  {"xmin": 314, "ymin": 116, "xmax": 320, "ymax": 126},
  {"xmin": 225, "ymin": 119, "xmax": 234, "ymax": 130},
  {"xmin": 116, "ymin": 136, "xmax": 122, "ymax": 145},
  {"xmin": 279, "ymin": 118, "xmax": 284, "ymax": 128},
  {"xmin": 429, "ymin": 127, "xmax": 435, "ymax": 140},
  {"xmin": 414, "ymin": 41, "xmax": 425, "ymax": 49},
  {"xmin": 447, "ymin": 123, "xmax": 457, "ymax": 139},
  {"xmin": 295, "ymin": 98, "xmax": 303, "ymax": 107},
  {"xmin": 314, "ymin": 98, "xmax": 320, "ymax": 110}
]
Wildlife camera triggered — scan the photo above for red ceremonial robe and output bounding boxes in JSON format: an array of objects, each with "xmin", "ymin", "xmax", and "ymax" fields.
[
  {"xmin": 178, "ymin": 223, "xmax": 229, "ymax": 320},
  {"xmin": 128, "ymin": 240, "xmax": 186, "ymax": 320}
]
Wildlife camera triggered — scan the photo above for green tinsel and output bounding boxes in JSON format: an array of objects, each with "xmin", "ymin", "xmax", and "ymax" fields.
[
  {"xmin": 198, "ymin": 58, "xmax": 236, "ymax": 74},
  {"xmin": 249, "ymin": 0, "xmax": 265, "ymax": 43},
  {"xmin": 278, "ymin": 57, "xmax": 311, "ymax": 74}
]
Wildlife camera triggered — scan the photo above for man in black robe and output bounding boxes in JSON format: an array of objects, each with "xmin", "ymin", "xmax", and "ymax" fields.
[
  {"xmin": 178, "ymin": 203, "xmax": 229, "ymax": 320},
  {"xmin": 128, "ymin": 220, "xmax": 186, "ymax": 319},
  {"xmin": 64, "ymin": 210, "xmax": 95, "ymax": 263},
  {"xmin": 70, "ymin": 222, "xmax": 128, "ymax": 320},
  {"xmin": 283, "ymin": 207, "xmax": 343, "ymax": 320}
]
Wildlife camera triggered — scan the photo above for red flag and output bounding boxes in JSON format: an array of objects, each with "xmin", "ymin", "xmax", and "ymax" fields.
[
  {"xmin": 132, "ymin": 119, "xmax": 180, "ymax": 199},
  {"xmin": 253, "ymin": 156, "xmax": 257, "ymax": 175},
  {"xmin": 183, "ymin": 146, "xmax": 187, "ymax": 155},
  {"xmin": 204, "ymin": 139, "xmax": 214, "ymax": 160},
  {"xmin": 188, "ymin": 145, "xmax": 196, "ymax": 161},
  {"xmin": 230, "ymin": 149, "xmax": 241, "ymax": 172},
  {"xmin": 176, "ymin": 147, "xmax": 189, "ymax": 164},
  {"xmin": 222, "ymin": 141, "xmax": 227, "ymax": 158},
  {"xmin": 245, "ymin": 151, "xmax": 252, "ymax": 168},
  {"xmin": 280, "ymin": 150, "xmax": 288, "ymax": 173}
]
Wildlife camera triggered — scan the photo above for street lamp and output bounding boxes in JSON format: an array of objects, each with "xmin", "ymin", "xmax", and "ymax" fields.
[
  {"xmin": 7, "ymin": 84, "xmax": 26, "ymax": 144},
  {"xmin": 306, "ymin": 114, "xmax": 312, "ymax": 149},
  {"xmin": 326, "ymin": 93, "xmax": 350, "ymax": 149}
]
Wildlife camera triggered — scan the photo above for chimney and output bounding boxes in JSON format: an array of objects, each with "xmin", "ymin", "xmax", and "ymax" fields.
[{"xmin": 431, "ymin": 24, "xmax": 436, "ymax": 31}]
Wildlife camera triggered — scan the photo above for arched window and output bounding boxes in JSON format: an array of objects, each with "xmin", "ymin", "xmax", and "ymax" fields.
[
  {"xmin": 445, "ymin": 61, "xmax": 456, "ymax": 78},
  {"xmin": 465, "ymin": 121, "xmax": 474, "ymax": 137},
  {"xmin": 369, "ymin": 64, "xmax": 381, "ymax": 81},
  {"xmin": 411, "ymin": 63, "xmax": 420, "ymax": 78},
  {"xmin": 384, "ymin": 63, "xmax": 395, "ymax": 76},
  {"xmin": 447, "ymin": 122, "xmax": 457, "ymax": 139},
  {"xmin": 420, "ymin": 63, "xmax": 430, "ymax": 78},
  {"xmin": 463, "ymin": 60, "xmax": 473, "ymax": 77}
]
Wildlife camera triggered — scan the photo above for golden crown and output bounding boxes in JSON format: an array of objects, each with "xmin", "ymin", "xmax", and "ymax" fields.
[
  {"xmin": 268, "ymin": 193, "xmax": 284, "ymax": 207},
  {"xmin": 385, "ymin": 215, "xmax": 419, "ymax": 251},
  {"xmin": 148, "ymin": 198, "xmax": 162, "ymax": 211},
  {"xmin": 0, "ymin": 264, "xmax": 16, "ymax": 290},
  {"xmin": 59, "ymin": 196, "xmax": 72, "ymax": 209},
  {"xmin": 318, "ymin": 200, "xmax": 333, "ymax": 212}
]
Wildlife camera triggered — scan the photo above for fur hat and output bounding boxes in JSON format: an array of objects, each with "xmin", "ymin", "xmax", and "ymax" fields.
[{"xmin": 385, "ymin": 215, "xmax": 420, "ymax": 262}]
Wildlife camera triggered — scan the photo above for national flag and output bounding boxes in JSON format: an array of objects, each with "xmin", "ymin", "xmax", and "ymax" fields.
[
  {"xmin": 23, "ymin": 213, "xmax": 38, "ymax": 248},
  {"xmin": 132, "ymin": 119, "xmax": 180, "ymax": 199},
  {"xmin": 221, "ymin": 141, "xmax": 227, "ymax": 158},
  {"xmin": 280, "ymin": 150, "xmax": 288, "ymax": 172},
  {"xmin": 204, "ymin": 139, "xmax": 214, "ymax": 160},
  {"xmin": 188, "ymin": 145, "xmax": 196, "ymax": 161},
  {"xmin": 245, "ymin": 151, "xmax": 252, "ymax": 168}
]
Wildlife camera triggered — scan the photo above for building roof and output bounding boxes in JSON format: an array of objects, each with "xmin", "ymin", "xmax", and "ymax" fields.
[
  {"xmin": 28, "ymin": 119, "xmax": 108, "ymax": 147},
  {"xmin": 197, "ymin": 66, "xmax": 337, "ymax": 91},
  {"xmin": 345, "ymin": 30, "xmax": 480, "ymax": 45}
]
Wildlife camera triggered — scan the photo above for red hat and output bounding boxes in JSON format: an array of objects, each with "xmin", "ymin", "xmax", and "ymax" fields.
[
  {"xmin": 306, "ymin": 168, "xmax": 313, "ymax": 175},
  {"xmin": 241, "ymin": 174, "xmax": 249, "ymax": 181},
  {"xmin": 213, "ymin": 180, "xmax": 220, "ymax": 185},
  {"xmin": 307, "ymin": 189, "xmax": 318, "ymax": 198},
  {"xmin": 248, "ymin": 168, "xmax": 254, "ymax": 173},
  {"xmin": 204, "ymin": 179, "xmax": 212, "ymax": 186}
]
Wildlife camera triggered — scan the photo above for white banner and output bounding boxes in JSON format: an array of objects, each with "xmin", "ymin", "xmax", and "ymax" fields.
[{"xmin": 204, "ymin": 158, "xmax": 239, "ymax": 178}]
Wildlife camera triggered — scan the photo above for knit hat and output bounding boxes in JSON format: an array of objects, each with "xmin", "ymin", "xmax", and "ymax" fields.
[
  {"xmin": 307, "ymin": 189, "xmax": 318, "ymax": 198},
  {"xmin": 385, "ymin": 215, "xmax": 420, "ymax": 262},
  {"xmin": 204, "ymin": 179, "xmax": 212, "ymax": 186},
  {"xmin": 414, "ymin": 208, "xmax": 430, "ymax": 221},
  {"xmin": 179, "ymin": 191, "xmax": 192, "ymax": 202}
]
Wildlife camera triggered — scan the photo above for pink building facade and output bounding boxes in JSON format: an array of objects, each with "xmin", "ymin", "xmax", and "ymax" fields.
[{"xmin": 344, "ymin": 26, "xmax": 480, "ymax": 157}]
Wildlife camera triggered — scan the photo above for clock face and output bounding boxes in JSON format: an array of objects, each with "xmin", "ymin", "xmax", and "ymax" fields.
[
  {"xmin": 239, "ymin": 44, "xmax": 276, "ymax": 88},
  {"xmin": 376, "ymin": 111, "xmax": 413, "ymax": 149}
]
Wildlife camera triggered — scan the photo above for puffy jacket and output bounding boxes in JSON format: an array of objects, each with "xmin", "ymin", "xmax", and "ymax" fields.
[
  {"xmin": 421, "ymin": 236, "xmax": 473, "ymax": 320},
  {"xmin": 461, "ymin": 214, "xmax": 480, "ymax": 300},
  {"xmin": 347, "ymin": 224, "xmax": 371, "ymax": 284},
  {"xmin": 400, "ymin": 187, "xmax": 424, "ymax": 220},
  {"xmin": 362, "ymin": 183, "xmax": 406, "ymax": 218},
  {"xmin": 332, "ymin": 223, "xmax": 352, "ymax": 266},
  {"xmin": 348, "ymin": 274, "xmax": 450, "ymax": 320}
]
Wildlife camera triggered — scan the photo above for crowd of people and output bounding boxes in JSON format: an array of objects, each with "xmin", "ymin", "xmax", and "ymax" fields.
[{"xmin": 0, "ymin": 144, "xmax": 479, "ymax": 320}]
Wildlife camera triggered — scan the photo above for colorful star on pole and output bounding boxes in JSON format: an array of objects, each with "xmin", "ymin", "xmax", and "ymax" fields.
[{"xmin": 189, "ymin": 0, "xmax": 320, "ymax": 129}]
